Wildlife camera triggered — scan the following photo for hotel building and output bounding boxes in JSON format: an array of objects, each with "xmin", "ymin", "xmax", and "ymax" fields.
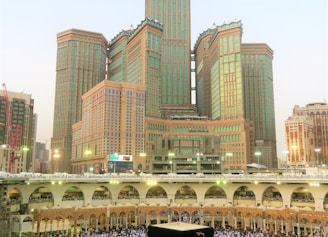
[
  {"xmin": 194, "ymin": 22, "xmax": 277, "ymax": 169},
  {"xmin": 145, "ymin": 0, "xmax": 192, "ymax": 106},
  {"xmin": 51, "ymin": 29, "xmax": 107, "ymax": 173},
  {"xmin": 50, "ymin": 0, "xmax": 277, "ymax": 174},
  {"xmin": 71, "ymin": 80, "xmax": 146, "ymax": 174},
  {"xmin": 285, "ymin": 102, "xmax": 328, "ymax": 168}
]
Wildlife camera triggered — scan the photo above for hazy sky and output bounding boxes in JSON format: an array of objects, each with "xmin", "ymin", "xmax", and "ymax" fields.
[{"xmin": 1, "ymin": 0, "xmax": 327, "ymax": 159}]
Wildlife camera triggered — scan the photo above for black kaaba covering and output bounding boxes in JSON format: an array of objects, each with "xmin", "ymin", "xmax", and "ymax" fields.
[{"xmin": 148, "ymin": 222, "xmax": 214, "ymax": 237}]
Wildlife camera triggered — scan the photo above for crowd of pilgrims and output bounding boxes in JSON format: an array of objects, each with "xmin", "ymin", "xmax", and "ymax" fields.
[{"xmin": 75, "ymin": 224, "xmax": 325, "ymax": 237}]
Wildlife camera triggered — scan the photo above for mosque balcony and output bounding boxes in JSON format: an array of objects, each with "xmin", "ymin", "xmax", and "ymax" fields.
[
  {"xmin": 175, "ymin": 195, "xmax": 197, "ymax": 204},
  {"xmin": 233, "ymin": 197, "xmax": 256, "ymax": 206},
  {"xmin": 91, "ymin": 198, "xmax": 112, "ymax": 206},
  {"xmin": 61, "ymin": 198, "xmax": 84, "ymax": 207},
  {"xmin": 262, "ymin": 199, "xmax": 283, "ymax": 208},
  {"xmin": 291, "ymin": 199, "xmax": 315, "ymax": 210},
  {"xmin": 117, "ymin": 195, "xmax": 140, "ymax": 205}
]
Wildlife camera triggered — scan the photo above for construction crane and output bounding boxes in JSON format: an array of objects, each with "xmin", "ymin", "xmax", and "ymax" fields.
[{"xmin": 2, "ymin": 83, "xmax": 22, "ymax": 173}]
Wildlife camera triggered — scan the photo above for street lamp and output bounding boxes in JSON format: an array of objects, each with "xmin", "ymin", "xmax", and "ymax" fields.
[
  {"xmin": 255, "ymin": 151, "xmax": 262, "ymax": 172},
  {"xmin": 196, "ymin": 152, "xmax": 203, "ymax": 161},
  {"xmin": 314, "ymin": 148, "xmax": 321, "ymax": 175},
  {"xmin": 169, "ymin": 160, "xmax": 173, "ymax": 173}
]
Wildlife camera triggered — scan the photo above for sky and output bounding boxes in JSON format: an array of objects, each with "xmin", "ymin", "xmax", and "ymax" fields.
[{"xmin": 0, "ymin": 0, "xmax": 327, "ymax": 159}]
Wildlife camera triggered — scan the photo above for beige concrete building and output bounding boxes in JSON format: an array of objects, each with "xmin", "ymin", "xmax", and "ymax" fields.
[
  {"xmin": 145, "ymin": 116, "xmax": 253, "ymax": 174},
  {"xmin": 285, "ymin": 102, "xmax": 328, "ymax": 169},
  {"xmin": 71, "ymin": 80, "xmax": 146, "ymax": 174},
  {"xmin": 285, "ymin": 116, "xmax": 315, "ymax": 168}
]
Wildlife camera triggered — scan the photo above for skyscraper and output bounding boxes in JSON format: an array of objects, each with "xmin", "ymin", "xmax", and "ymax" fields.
[
  {"xmin": 194, "ymin": 23, "xmax": 277, "ymax": 169},
  {"xmin": 145, "ymin": 0, "xmax": 191, "ymax": 106},
  {"xmin": 51, "ymin": 29, "xmax": 107, "ymax": 173},
  {"xmin": 54, "ymin": 1, "xmax": 277, "ymax": 173},
  {"xmin": 241, "ymin": 43, "xmax": 277, "ymax": 168},
  {"xmin": 108, "ymin": 18, "xmax": 163, "ymax": 118}
]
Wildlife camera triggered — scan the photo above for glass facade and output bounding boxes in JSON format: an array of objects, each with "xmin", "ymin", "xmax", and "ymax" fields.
[
  {"xmin": 52, "ymin": 29, "xmax": 107, "ymax": 172},
  {"xmin": 145, "ymin": 0, "xmax": 191, "ymax": 105}
]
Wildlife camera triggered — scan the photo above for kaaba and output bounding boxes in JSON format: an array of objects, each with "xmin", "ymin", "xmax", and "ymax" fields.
[{"xmin": 148, "ymin": 222, "xmax": 214, "ymax": 237}]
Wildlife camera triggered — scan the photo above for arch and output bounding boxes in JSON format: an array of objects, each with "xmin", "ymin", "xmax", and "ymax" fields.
[
  {"xmin": 290, "ymin": 187, "xmax": 315, "ymax": 210},
  {"xmin": 118, "ymin": 211, "xmax": 127, "ymax": 228},
  {"xmin": 212, "ymin": 211, "xmax": 224, "ymax": 227},
  {"xmin": 324, "ymin": 192, "xmax": 328, "ymax": 211},
  {"xmin": 109, "ymin": 212, "xmax": 118, "ymax": 229},
  {"xmin": 62, "ymin": 186, "xmax": 84, "ymax": 201},
  {"xmin": 233, "ymin": 185, "xmax": 256, "ymax": 206},
  {"xmin": 92, "ymin": 186, "xmax": 111, "ymax": 200},
  {"xmin": 181, "ymin": 211, "xmax": 190, "ymax": 223},
  {"xmin": 175, "ymin": 185, "xmax": 197, "ymax": 203},
  {"xmin": 127, "ymin": 210, "xmax": 136, "ymax": 226},
  {"xmin": 159, "ymin": 210, "xmax": 168, "ymax": 223},
  {"xmin": 146, "ymin": 185, "xmax": 167, "ymax": 198},
  {"xmin": 118, "ymin": 185, "xmax": 140, "ymax": 199},
  {"xmin": 171, "ymin": 210, "xmax": 179, "ymax": 222},
  {"xmin": 205, "ymin": 185, "xmax": 227, "ymax": 199},
  {"xmin": 28, "ymin": 186, "xmax": 54, "ymax": 208},
  {"xmin": 76, "ymin": 215, "xmax": 85, "ymax": 233},
  {"xmin": 262, "ymin": 186, "xmax": 283, "ymax": 208},
  {"xmin": 149, "ymin": 210, "xmax": 157, "ymax": 224},
  {"xmin": 12, "ymin": 216, "xmax": 20, "ymax": 231},
  {"xmin": 53, "ymin": 215, "xmax": 65, "ymax": 234},
  {"xmin": 8, "ymin": 187, "xmax": 22, "ymax": 204},
  {"xmin": 89, "ymin": 214, "xmax": 97, "ymax": 230},
  {"xmin": 23, "ymin": 216, "xmax": 33, "ymax": 222},
  {"xmin": 98, "ymin": 212, "xmax": 107, "ymax": 232},
  {"xmin": 191, "ymin": 211, "xmax": 200, "ymax": 224},
  {"xmin": 203, "ymin": 210, "xmax": 212, "ymax": 226}
]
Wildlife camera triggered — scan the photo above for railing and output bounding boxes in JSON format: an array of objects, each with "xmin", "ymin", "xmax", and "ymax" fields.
[
  {"xmin": 118, "ymin": 195, "xmax": 139, "ymax": 199},
  {"xmin": 175, "ymin": 195, "xmax": 197, "ymax": 199},
  {"xmin": 92, "ymin": 195, "xmax": 110, "ymax": 200},
  {"xmin": 62, "ymin": 196, "xmax": 83, "ymax": 201},
  {"xmin": 28, "ymin": 197, "xmax": 54, "ymax": 203},
  {"xmin": 291, "ymin": 198, "xmax": 314, "ymax": 203},
  {"xmin": 204, "ymin": 195, "xmax": 226, "ymax": 199},
  {"xmin": 1, "ymin": 172, "xmax": 328, "ymax": 184},
  {"xmin": 233, "ymin": 196, "xmax": 256, "ymax": 200}
]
